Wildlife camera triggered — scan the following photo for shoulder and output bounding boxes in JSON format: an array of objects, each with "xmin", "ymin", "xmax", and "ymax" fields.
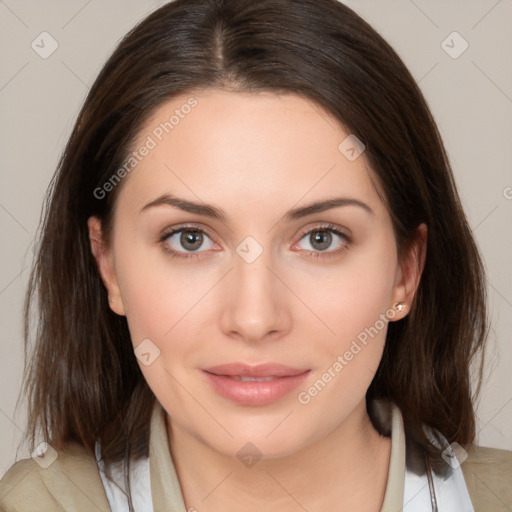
[
  {"xmin": 0, "ymin": 442, "xmax": 110, "ymax": 512},
  {"xmin": 461, "ymin": 444, "xmax": 512, "ymax": 512}
]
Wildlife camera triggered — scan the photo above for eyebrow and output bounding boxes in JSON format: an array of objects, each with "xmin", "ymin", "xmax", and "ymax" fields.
[{"xmin": 140, "ymin": 193, "xmax": 374, "ymax": 222}]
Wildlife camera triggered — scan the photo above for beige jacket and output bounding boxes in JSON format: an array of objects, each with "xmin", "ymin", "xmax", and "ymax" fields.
[{"xmin": 1, "ymin": 400, "xmax": 511, "ymax": 511}]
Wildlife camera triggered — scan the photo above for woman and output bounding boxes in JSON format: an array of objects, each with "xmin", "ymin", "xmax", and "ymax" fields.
[{"xmin": 0, "ymin": 0, "xmax": 510, "ymax": 511}]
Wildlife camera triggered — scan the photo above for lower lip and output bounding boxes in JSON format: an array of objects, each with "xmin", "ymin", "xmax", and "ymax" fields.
[{"xmin": 202, "ymin": 370, "xmax": 311, "ymax": 406}]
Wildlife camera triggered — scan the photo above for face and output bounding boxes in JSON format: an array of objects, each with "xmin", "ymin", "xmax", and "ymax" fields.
[{"xmin": 89, "ymin": 88, "xmax": 425, "ymax": 459}]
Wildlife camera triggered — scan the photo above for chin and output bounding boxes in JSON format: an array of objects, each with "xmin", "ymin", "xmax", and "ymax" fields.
[{"xmin": 197, "ymin": 421, "xmax": 313, "ymax": 461}]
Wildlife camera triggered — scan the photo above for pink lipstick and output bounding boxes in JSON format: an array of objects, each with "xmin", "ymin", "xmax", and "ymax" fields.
[{"xmin": 202, "ymin": 363, "xmax": 310, "ymax": 406}]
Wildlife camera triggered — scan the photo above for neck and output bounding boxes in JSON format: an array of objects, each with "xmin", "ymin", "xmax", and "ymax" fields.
[{"xmin": 167, "ymin": 399, "xmax": 392, "ymax": 512}]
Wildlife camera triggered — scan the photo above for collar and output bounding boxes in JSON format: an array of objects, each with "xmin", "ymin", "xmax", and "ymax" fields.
[
  {"xmin": 148, "ymin": 399, "xmax": 406, "ymax": 512},
  {"xmin": 149, "ymin": 400, "xmax": 188, "ymax": 510}
]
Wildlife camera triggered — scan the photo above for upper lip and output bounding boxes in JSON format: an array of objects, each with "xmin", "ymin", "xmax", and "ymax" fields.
[{"xmin": 203, "ymin": 363, "xmax": 310, "ymax": 378}]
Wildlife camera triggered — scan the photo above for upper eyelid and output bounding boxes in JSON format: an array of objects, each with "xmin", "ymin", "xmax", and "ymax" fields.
[
  {"xmin": 160, "ymin": 223, "xmax": 216, "ymax": 241},
  {"xmin": 297, "ymin": 224, "xmax": 348, "ymax": 238}
]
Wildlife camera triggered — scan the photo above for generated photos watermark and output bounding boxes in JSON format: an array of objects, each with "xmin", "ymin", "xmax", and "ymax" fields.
[
  {"xmin": 93, "ymin": 97, "xmax": 198, "ymax": 200},
  {"xmin": 297, "ymin": 305, "xmax": 399, "ymax": 405}
]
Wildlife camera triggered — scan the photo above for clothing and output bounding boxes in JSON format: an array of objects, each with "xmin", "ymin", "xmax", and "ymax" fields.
[{"xmin": 1, "ymin": 399, "xmax": 511, "ymax": 511}]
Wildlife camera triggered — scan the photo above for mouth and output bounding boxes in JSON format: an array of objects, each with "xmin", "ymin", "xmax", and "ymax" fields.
[{"xmin": 202, "ymin": 362, "xmax": 311, "ymax": 406}]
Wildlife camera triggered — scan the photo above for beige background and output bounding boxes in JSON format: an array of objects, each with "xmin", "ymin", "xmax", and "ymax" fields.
[{"xmin": 1, "ymin": 0, "xmax": 511, "ymax": 475}]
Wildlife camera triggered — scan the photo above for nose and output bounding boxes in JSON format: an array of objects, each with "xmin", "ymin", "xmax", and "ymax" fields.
[{"xmin": 219, "ymin": 246, "xmax": 292, "ymax": 344}]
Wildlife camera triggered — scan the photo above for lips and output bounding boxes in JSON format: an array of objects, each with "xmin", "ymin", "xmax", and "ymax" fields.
[{"xmin": 202, "ymin": 362, "xmax": 310, "ymax": 406}]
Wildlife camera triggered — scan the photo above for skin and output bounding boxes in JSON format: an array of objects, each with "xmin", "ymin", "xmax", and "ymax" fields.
[{"xmin": 89, "ymin": 88, "xmax": 427, "ymax": 511}]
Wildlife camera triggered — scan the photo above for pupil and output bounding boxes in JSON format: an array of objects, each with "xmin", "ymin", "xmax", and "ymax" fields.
[
  {"xmin": 312, "ymin": 230, "xmax": 331, "ymax": 251},
  {"xmin": 181, "ymin": 230, "xmax": 202, "ymax": 251}
]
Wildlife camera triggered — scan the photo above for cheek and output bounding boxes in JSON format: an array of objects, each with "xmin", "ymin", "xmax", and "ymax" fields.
[
  {"xmin": 114, "ymin": 236, "xmax": 211, "ymax": 343},
  {"xmin": 292, "ymin": 269, "xmax": 395, "ymax": 420},
  {"xmin": 114, "ymin": 248, "xmax": 208, "ymax": 411},
  {"xmin": 289, "ymin": 234, "xmax": 397, "ymax": 408},
  {"xmin": 293, "ymin": 234, "xmax": 397, "ymax": 349}
]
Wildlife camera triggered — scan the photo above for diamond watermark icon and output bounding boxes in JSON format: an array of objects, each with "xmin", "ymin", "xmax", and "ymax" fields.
[
  {"xmin": 441, "ymin": 442, "xmax": 468, "ymax": 469},
  {"xmin": 441, "ymin": 32, "xmax": 468, "ymax": 60},
  {"xmin": 236, "ymin": 442, "xmax": 263, "ymax": 468},
  {"xmin": 236, "ymin": 236, "xmax": 263, "ymax": 264},
  {"xmin": 135, "ymin": 338, "xmax": 161, "ymax": 366},
  {"xmin": 31, "ymin": 31, "xmax": 59, "ymax": 59},
  {"xmin": 31, "ymin": 441, "xmax": 58, "ymax": 469},
  {"xmin": 338, "ymin": 134, "xmax": 365, "ymax": 161}
]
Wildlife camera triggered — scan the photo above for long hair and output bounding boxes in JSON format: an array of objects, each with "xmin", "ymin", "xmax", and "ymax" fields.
[{"xmin": 20, "ymin": 0, "xmax": 488, "ymax": 507}]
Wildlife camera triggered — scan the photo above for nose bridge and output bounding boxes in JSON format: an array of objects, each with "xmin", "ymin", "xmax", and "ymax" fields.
[{"xmin": 219, "ymin": 235, "xmax": 290, "ymax": 342}]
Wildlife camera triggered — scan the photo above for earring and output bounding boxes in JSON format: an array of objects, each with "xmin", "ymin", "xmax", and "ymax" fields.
[{"xmin": 396, "ymin": 302, "xmax": 406, "ymax": 312}]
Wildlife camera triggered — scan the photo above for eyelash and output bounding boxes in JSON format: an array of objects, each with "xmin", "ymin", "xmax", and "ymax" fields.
[{"xmin": 158, "ymin": 223, "xmax": 351, "ymax": 261}]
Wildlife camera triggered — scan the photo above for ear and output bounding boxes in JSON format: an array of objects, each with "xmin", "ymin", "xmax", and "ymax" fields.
[
  {"xmin": 87, "ymin": 216, "xmax": 126, "ymax": 316},
  {"xmin": 389, "ymin": 223, "xmax": 427, "ymax": 320}
]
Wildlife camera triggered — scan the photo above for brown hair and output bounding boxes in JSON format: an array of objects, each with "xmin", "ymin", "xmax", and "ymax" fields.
[{"xmin": 19, "ymin": 0, "xmax": 488, "ymax": 506}]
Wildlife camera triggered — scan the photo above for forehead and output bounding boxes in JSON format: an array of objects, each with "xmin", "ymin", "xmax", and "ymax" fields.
[{"xmin": 120, "ymin": 88, "xmax": 386, "ymax": 221}]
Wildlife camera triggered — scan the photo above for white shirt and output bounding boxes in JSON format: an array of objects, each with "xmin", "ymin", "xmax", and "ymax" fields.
[{"xmin": 95, "ymin": 442, "xmax": 152, "ymax": 512}]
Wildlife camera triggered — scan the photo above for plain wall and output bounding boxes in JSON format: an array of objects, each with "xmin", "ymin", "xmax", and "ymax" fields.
[{"xmin": 1, "ymin": 0, "xmax": 511, "ymax": 475}]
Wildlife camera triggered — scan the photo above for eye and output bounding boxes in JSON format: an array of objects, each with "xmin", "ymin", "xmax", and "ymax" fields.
[
  {"xmin": 159, "ymin": 224, "xmax": 216, "ymax": 260},
  {"xmin": 158, "ymin": 223, "xmax": 351, "ymax": 261},
  {"xmin": 294, "ymin": 224, "xmax": 351, "ymax": 259}
]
